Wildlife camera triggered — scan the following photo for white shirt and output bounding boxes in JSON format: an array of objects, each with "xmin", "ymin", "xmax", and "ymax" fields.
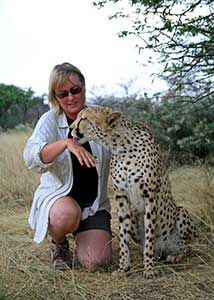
[{"xmin": 23, "ymin": 108, "xmax": 111, "ymax": 243}]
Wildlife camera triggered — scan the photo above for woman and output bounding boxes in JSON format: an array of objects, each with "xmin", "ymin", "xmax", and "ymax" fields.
[{"xmin": 23, "ymin": 62, "xmax": 112, "ymax": 271}]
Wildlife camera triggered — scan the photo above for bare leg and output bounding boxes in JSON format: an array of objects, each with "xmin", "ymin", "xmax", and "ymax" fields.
[
  {"xmin": 75, "ymin": 229, "xmax": 112, "ymax": 271},
  {"xmin": 49, "ymin": 197, "xmax": 112, "ymax": 271},
  {"xmin": 48, "ymin": 196, "xmax": 81, "ymax": 243}
]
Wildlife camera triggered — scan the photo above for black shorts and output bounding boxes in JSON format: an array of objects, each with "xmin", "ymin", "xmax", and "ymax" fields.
[{"xmin": 74, "ymin": 210, "xmax": 112, "ymax": 235}]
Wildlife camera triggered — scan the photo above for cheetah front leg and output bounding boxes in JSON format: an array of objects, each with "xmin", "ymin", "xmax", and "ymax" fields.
[
  {"xmin": 115, "ymin": 192, "xmax": 132, "ymax": 273},
  {"xmin": 130, "ymin": 210, "xmax": 143, "ymax": 244},
  {"xmin": 143, "ymin": 193, "xmax": 158, "ymax": 279}
]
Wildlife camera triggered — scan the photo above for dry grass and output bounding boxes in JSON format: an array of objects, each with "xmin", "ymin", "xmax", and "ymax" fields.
[{"xmin": 1, "ymin": 131, "xmax": 214, "ymax": 300}]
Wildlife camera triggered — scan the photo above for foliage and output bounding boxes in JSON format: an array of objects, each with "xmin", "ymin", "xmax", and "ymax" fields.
[
  {"xmin": 0, "ymin": 83, "xmax": 33, "ymax": 113},
  {"xmin": 0, "ymin": 83, "xmax": 48, "ymax": 130},
  {"xmin": 153, "ymin": 97, "xmax": 214, "ymax": 161},
  {"xmin": 90, "ymin": 89, "xmax": 214, "ymax": 163},
  {"xmin": 92, "ymin": 0, "xmax": 214, "ymax": 161},
  {"xmin": 93, "ymin": 0, "xmax": 214, "ymax": 102}
]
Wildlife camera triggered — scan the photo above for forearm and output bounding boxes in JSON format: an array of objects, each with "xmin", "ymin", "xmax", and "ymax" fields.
[
  {"xmin": 40, "ymin": 139, "xmax": 69, "ymax": 163},
  {"xmin": 40, "ymin": 138, "xmax": 97, "ymax": 167}
]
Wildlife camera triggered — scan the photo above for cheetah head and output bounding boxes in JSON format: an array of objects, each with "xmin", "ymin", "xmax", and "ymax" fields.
[{"xmin": 70, "ymin": 106, "xmax": 122, "ymax": 148}]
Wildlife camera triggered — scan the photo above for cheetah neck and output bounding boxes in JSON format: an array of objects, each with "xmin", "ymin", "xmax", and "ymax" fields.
[{"xmin": 97, "ymin": 117, "xmax": 143, "ymax": 154}]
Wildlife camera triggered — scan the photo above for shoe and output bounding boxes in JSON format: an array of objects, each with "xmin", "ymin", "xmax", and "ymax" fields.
[{"xmin": 50, "ymin": 238, "xmax": 73, "ymax": 270}]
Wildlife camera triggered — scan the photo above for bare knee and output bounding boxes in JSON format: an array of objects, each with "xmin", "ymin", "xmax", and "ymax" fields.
[
  {"xmin": 75, "ymin": 230, "xmax": 112, "ymax": 271},
  {"xmin": 49, "ymin": 196, "xmax": 81, "ymax": 240}
]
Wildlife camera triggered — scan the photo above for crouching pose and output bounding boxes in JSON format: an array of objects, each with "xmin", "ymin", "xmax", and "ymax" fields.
[{"xmin": 23, "ymin": 63, "xmax": 112, "ymax": 271}]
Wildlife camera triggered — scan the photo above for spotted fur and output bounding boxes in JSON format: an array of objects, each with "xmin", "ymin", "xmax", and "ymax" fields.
[{"xmin": 71, "ymin": 106, "xmax": 196, "ymax": 278}]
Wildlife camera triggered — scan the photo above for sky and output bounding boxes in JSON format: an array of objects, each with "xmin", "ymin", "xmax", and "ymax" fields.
[{"xmin": 0, "ymin": 0, "xmax": 167, "ymax": 98}]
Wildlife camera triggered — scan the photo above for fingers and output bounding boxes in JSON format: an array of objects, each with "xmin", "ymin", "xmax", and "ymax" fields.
[{"xmin": 77, "ymin": 148, "xmax": 97, "ymax": 168}]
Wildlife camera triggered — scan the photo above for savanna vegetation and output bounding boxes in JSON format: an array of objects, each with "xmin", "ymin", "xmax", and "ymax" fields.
[
  {"xmin": 93, "ymin": 0, "xmax": 214, "ymax": 102},
  {"xmin": 1, "ymin": 81, "xmax": 214, "ymax": 164},
  {"xmin": 0, "ymin": 83, "xmax": 48, "ymax": 131},
  {"xmin": 92, "ymin": 0, "xmax": 214, "ymax": 162},
  {"xmin": 1, "ymin": 0, "xmax": 214, "ymax": 299}
]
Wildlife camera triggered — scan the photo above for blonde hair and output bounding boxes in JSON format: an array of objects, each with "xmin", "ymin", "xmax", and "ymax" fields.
[{"xmin": 48, "ymin": 62, "xmax": 85, "ymax": 114}]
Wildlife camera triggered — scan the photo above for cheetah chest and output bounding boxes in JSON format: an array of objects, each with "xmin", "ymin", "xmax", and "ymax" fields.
[{"xmin": 110, "ymin": 158, "xmax": 145, "ymax": 212}]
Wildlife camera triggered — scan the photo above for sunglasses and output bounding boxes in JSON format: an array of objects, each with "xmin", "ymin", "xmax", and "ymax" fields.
[{"xmin": 55, "ymin": 86, "xmax": 82, "ymax": 99}]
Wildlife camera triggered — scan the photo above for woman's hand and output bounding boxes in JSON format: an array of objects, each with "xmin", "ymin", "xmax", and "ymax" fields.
[
  {"xmin": 66, "ymin": 139, "xmax": 97, "ymax": 168},
  {"xmin": 40, "ymin": 138, "xmax": 96, "ymax": 168}
]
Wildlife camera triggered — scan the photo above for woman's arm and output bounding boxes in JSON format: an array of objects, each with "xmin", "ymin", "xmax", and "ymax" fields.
[{"xmin": 40, "ymin": 138, "xmax": 97, "ymax": 168}]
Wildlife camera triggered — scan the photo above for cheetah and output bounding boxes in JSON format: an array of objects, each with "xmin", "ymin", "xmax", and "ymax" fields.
[{"xmin": 71, "ymin": 106, "xmax": 196, "ymax": 278}]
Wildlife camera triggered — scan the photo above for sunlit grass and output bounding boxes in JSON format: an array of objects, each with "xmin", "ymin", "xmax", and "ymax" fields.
[
  {"xmin": 0, "ymin": 131, "xmax": 39, "ymax": 213},
  {"xmin": 170, "ymin": 165, "xmax": 214, "ymax": 229}
]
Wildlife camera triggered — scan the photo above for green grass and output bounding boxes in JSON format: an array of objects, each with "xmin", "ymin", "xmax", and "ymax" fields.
[{"xmin": 0, "ymin": 131, "xmax": 214, "ymax": 300}]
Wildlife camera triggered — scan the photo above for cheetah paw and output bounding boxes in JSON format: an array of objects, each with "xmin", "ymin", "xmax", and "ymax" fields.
[
  {"xmin": 111, "ymin": 270, "xmax": 127, "ymax": 277},
  {"xmin": 165, "ymin": 255, "xmax": 183, "ymax": 263},
  {"xmin": 143, "ymin": 268, "xmax": 158, "ymax": 279}
]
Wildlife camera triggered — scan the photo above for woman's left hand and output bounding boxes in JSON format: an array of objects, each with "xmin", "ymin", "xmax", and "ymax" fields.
[{"xmin": 66, "ymin": 139, "xmax": 97, "ymax": 168}]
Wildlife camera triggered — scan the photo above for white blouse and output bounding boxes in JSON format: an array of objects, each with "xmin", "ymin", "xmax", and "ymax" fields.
[{"xmin": 23, "ymin": 108, "xmax": 111, "ymax": 243}]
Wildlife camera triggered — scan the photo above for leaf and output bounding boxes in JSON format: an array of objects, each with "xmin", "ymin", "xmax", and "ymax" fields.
[{"xmin": 164, "ymin": 20, "xmax": 172, "ymax": 31}]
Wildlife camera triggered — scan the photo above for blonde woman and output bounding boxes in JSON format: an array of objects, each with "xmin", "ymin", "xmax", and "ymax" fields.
[{"xmin": 24, "ymin": 62, "xmax": 112, "ymax": 271}]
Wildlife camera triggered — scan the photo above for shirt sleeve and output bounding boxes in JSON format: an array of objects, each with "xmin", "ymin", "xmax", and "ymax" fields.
[{"xmin": 23, "ymin": 112, "xmax": 58, "ymax": 174}]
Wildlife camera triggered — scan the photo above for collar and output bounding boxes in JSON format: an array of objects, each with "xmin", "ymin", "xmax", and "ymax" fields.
[
  {"xmin": 56, "ymin": 111, "xmax": 68, "ymax": 129},
  {"xmin": 55, "ymin": 105, "xmax": 87, "ymax": 129}
]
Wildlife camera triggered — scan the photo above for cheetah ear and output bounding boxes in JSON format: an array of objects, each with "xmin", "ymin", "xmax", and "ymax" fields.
[{"xmin": 107, "ymin": 112, "xmax": 122, "ymax": 128}]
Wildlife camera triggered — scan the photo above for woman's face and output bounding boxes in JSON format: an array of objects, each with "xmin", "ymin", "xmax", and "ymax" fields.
[{"xmin": 55, "ymin": 73, "xmax": 86, "ymax": 120}]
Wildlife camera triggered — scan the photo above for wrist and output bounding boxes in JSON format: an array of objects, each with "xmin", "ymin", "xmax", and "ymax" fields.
[
  {"xmin": 65, "ymin": 138, "xmax": 79, "ymax": 149},
  {"xmin": 72, "ymin": 138, "xmax": 80, "ymax": 145},
  {"xmin": 64, "ymin": 138, "xmax": 70, "ymax": 149}
]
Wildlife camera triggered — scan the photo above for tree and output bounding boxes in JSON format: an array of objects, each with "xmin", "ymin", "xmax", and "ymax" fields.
[
  {"xmin": 0, "ymin": 83, "xmax": 48, "ymax": 130},
  {"xmin": 93, "ymin": 0, "xmax": 214, "ymax": 102},
  {"xmin": 0, "ymin": 84, "xmax": 33, "ymax": 115}
]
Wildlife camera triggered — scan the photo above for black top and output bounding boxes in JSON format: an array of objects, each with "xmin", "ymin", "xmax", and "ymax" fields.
[{"xmin": 67, "ymin": 117, "xmax": 98, "ymax": 210}]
